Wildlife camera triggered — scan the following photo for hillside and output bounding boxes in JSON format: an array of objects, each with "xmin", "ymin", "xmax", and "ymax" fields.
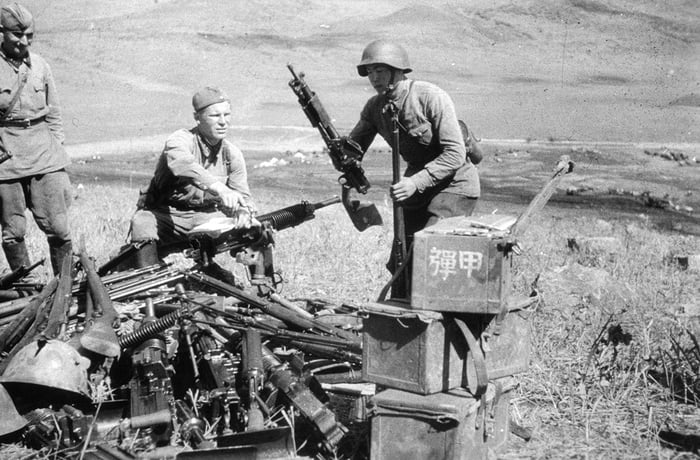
[{"xmin": 20, "ymin": 0, "xmax": 699, "ymax": 145}]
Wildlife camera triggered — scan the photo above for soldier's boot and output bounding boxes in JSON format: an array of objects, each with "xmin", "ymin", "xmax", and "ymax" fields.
[
  {"xmin": 134, "ymin": 240, "xmax": 161, "ymax": 268},
  {"xmin": 48, "ymin": 239, "xmax": 73, "ymax": 275},
  {"xmin": 2, "ymin": 240, "xmax": 31, "ymax": 271}
]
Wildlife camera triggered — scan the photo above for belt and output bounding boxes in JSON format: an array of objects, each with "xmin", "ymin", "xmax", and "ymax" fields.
[
  {"xmin": 168, "ymin": 201, "xmax": 218, "ymax": 212},
  {"xmin": 0, "ymin": 115, "xmax": 46, "ymax": 128}
]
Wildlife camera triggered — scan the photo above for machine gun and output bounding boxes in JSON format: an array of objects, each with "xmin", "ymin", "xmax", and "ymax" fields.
[
  {"xmin": 287, "ymin": 65, "xmax": 383, "ymax": 232},
  {"xmin": 185, "ymin": 196, "xmax": 341, "ymax": 275},
  {"xmin": 287, "ymin": 64, "xmax": 369, "ymax": 194}
]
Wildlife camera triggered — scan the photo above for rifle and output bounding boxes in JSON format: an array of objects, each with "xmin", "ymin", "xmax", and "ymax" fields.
[
  {"xmin": 377, "ymin": 101, "xmax": 410, "ymax": 302},
  {"xmin": 78, "ymin": 243, "xmax": 121, "ymax": 358},
  {"xmin": 0, "ymin": 258, "xmax": 44, "ymax": 289},
  {"xmin": 287, "ymin": 64, "xmax": 370, "ymax": 194}
]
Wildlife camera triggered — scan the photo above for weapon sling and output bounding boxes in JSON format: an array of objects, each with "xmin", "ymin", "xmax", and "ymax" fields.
[
  {"xmin": 0, "ymin": 68, "xmax": 29, "ymax": 163},
  {"xmin": 0, "ymin": 69, "xmax": 28, "ymax": 122}
]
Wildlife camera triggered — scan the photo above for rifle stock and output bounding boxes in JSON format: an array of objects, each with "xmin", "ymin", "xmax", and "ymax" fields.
[{"xmin": 78, "ymin": 245, "xmax": 121, "ymax": 358}]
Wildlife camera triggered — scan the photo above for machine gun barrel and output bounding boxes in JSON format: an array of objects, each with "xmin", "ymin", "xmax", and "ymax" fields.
[
  {"xmin": 257, "ymin": 196, "xmax": 340, "ymax": 232},
  {"xmin": 195, "ymin": 197, "xmax": 341, "ymax": 260}
]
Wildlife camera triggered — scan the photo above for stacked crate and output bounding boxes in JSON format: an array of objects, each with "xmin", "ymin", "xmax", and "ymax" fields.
[{"xmin": 361, "ymin": 214, "xmax": 538, "ymax": 460}]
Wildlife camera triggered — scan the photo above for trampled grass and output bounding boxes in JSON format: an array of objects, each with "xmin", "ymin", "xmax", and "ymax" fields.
[{"xmin": 9, "ymin": 172, "xmax": 700, "ymax": 459}]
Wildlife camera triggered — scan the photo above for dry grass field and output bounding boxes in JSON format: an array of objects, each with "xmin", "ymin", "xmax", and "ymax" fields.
[{"xmin": 3, "ymin": 0, "xmax": 700, "ymax": 458}]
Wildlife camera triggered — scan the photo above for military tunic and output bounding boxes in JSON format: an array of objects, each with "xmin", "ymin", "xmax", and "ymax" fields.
[
  {"xmin": 130, "ymin": 127, "xmax": 252, "ymax": 248},
  {"xmin": 349, "ymin": 78, "xmax": 480, "ymax": 238},
  {"xmin": 0, "ymin": 49, "xmax": 71, "ymax": 249}
]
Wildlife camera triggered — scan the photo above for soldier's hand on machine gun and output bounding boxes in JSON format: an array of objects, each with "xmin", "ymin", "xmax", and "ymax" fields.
[
  {"xmin": 210, "ymin": 182, "xmax": 245, "ymax": 214},
  {"xmin": 332, "ymin": 136, "xmax": 363, "ymax": 172},
  {"xmin": 230, "ymin": 205, "xmax": 260, "ymax": 230}
]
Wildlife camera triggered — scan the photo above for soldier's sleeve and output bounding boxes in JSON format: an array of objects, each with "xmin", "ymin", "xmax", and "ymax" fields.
[
  {"xmin": 348, "ymin": 98, "xmax": 379, "ymax": 155},
  {"xmin": 43, "ymin": 62, "xmax": 65, "ymax": 144},
  {"xmin": 164, "ymin": 130, "xmax": 220, "ymax": 190},
  {"xmin": 409, "ymin": 85, "xmax": 466, "ymax": 192},
  {"xmin": 224, "ymin": 143, "xmax": 252, "ymax": 201}
]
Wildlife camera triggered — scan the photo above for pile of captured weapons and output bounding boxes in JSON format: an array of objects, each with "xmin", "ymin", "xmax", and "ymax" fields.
[{"xmin": 0, "ymin": 198, "xmax": 368, "ymax": 460}]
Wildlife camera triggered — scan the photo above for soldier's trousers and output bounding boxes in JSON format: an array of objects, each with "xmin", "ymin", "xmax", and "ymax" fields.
[
  {"xmin": 130, "ymin": 206, "xmax": 226, "ymax": 251},
  {"xmin": 0, "ymin": 169, "xmax": 72, "ymax": 246}
]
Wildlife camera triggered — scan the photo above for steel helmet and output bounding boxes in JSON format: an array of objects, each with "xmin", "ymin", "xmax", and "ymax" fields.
[
  {"xmin": 357, "ymin": 39, "xmax": 412, "ymax": 77},
  {"xmin": 0, "ymin": 384, "xmax": 27, "ymax": 436},
  {"xmin": 0, "ymin": 340, "xmax": 91, "ymax": 397}
]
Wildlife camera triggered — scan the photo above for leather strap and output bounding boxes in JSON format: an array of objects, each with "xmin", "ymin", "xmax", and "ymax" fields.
[
  {"xmin": 454, "ymin": 316, "xmax": 488, "ymax": 397},
  {"xmin": 0, "ymin": 69, "xmax": 29, "ymax": 122}
]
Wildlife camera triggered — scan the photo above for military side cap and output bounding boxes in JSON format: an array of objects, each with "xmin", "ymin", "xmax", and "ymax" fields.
[
  {"xmin": 1, "ymin": 2, "xmax": 34, "ymax": 31},
  {"xmin": 192, "ymin": 86, "xmax": 229, "ymax": 112}
]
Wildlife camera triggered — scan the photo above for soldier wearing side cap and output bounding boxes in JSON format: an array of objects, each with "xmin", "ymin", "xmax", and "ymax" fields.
[
  {"xmin": 129, "ymin": 86, "xmax": 255, "ymax": 267},
  {"xmin": 346, "ymin": 40, "xmax": 482, "ymax": 297},
  {"xmin": 0, "ymin": 2, "xmax": 72, "ymax": 275}
]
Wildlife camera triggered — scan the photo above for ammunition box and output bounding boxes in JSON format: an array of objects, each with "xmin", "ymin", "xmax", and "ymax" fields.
[
  {"xmin": 361, "ymin": 301, "xmax": 531, "ymax": 395},
  {"xmin": 369, "ymin": 387, "xmax": 489, "ymax": 460},
  {"xmin": 411, "ymin": 215, "xmax": 516, "ymax": 313}
]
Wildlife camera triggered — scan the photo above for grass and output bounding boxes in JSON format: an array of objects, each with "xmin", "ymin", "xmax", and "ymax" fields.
[{"xmin": 5, "ymin": 155, "xmax": 700, "ymax": 459}]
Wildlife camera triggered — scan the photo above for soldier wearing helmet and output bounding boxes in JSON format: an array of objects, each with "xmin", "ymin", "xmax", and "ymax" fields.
[
  {"xmin": 0, "ymin": 2, "xmax": 73, "ymax": 276},
  {"xmin": 348, "ymin": 40, "xmax": 481, "ymax": 278}
]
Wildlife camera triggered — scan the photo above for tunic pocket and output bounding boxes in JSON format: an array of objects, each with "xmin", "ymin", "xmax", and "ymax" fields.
[{"xmin": 406, "ymin": 121, "xmax": 433, "ymax": 146}]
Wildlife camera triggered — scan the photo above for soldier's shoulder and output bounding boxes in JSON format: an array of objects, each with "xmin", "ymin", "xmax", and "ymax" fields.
[
  {"xmin": 164, "ymin": 128, "xmax": 195, "ymax": 147},
  {"xmin": 412, "ymin": 80, "xmax": 447, "ymax": 96},
  {"xmin": 27, "ymin": 51, "xmax": 50, "ymax": 69},
  {"xmin": 361, "ymin": 94, "xmax": 384, "ymax": 113},
  {"xmin": 222, "ymin": 139, "xmax": 244, "ymax": 158}
]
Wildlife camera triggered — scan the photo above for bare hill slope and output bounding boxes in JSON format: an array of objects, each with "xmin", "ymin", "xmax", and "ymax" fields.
[{"xmin": 20, "ymin": 0, "xmax": 698, "ymax": 145}]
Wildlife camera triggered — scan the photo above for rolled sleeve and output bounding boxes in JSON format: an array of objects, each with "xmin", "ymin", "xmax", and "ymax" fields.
[{"xmin": 349, "ymin": 100, "xmax": 380, "ymax": 154}]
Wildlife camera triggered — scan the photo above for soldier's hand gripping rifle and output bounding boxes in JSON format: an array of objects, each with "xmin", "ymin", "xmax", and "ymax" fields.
[{"xmin": 287, "ymin": 64, "xmax": 382, "ymax": 231}]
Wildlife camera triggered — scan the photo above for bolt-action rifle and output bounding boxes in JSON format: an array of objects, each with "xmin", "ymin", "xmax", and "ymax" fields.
[
  {"xmin": 0, "ymin": 258, "xmax": 44, "ymax": 289},
  {"xmin": 287, "ymin": 64, "xmax": 370, "ymax": 195}
]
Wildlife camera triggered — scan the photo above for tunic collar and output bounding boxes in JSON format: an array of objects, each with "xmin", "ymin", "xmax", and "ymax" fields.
[
  {"xmin": 0, "ymin": 47, "xmax": 31, "ymax": 69},
  {"xmin": 384, "ymin": 78, "xmax": 411, "ymax": 106},
  {"xmin": 194, "ymin": 130, "xmax": 222, "ymax": 168}
]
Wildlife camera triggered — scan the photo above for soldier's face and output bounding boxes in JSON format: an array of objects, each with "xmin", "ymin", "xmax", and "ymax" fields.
[
  {"xmin": 1, "ymin": 26, "xmax": 33, "ymax": 59},
  {"xmin": 195, "ymin": 101, "xmax": 231, "ymax": 144},
  {"xmin": 365, "ymin": 64, "xmax": 395, "ymax": 94}
]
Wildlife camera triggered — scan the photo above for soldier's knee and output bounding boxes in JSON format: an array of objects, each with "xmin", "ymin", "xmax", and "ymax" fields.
[
  {"xmin": 1, "ymin": 218, "xmax": 27, "ymax": 243},
  {"xmin": 34, "ymin": 212, "xmax": 71, "ymax": 241},
  {"xmin": 130, "ymin": 210, "xmax": 159, "ymax": 242}
]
